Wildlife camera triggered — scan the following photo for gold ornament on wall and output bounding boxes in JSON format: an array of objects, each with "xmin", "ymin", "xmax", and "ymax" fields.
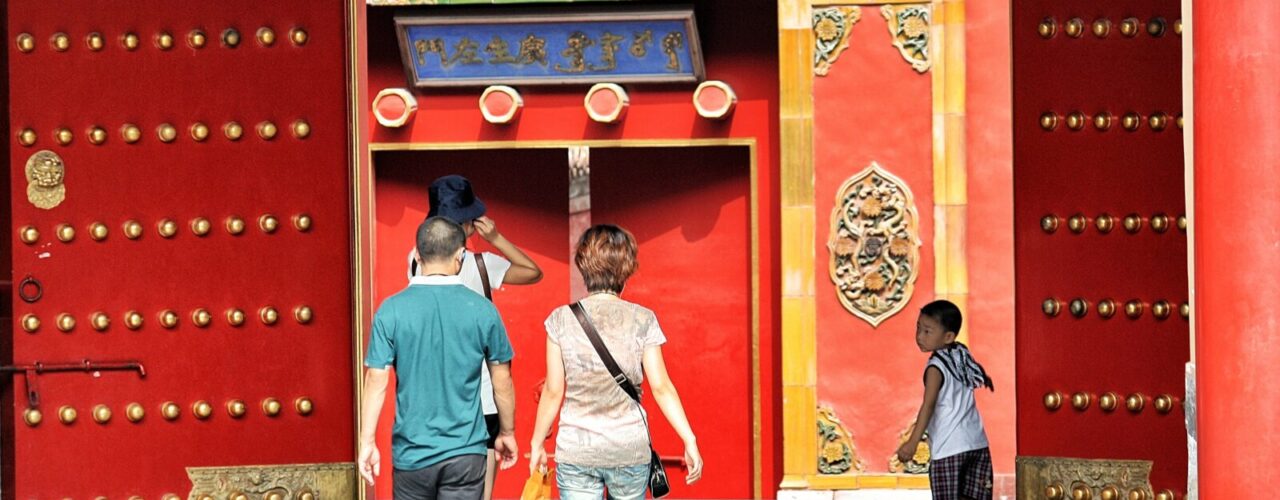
[
  {"xmin": 828, "ymin": 162, "xmax": 922, "ymax": 327},
  {"xmin": 26, "ymin": 150, "xmax": 66, "ymax": 210},
  {"xmin": 812, "ymin": 6, "xmax": 862, "ymax": 76},
  {"xmin": 882, "ymin": 4, "xmax": 932, "ymax": 73},
  {"xmin": 816, "ymin": 406, "xmax": 864, "ymax": 474}
]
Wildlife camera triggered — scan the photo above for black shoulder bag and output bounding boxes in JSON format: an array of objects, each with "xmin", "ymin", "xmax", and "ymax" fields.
[{"xmin": 569, "ymin": 302, "xmax": 672, "ymax": 498}]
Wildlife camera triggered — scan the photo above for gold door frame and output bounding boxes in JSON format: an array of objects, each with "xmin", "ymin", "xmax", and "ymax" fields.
[
  {"xmin": 353, "ymin": 139, "xmax": 763, "ymax": 498},
  {"xmin": 779, "ymin": 0, "xmax": 968, "ymax": 490}
]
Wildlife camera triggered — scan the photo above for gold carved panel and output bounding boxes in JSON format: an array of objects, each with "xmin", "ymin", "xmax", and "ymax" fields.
[
  {"xmin": 817, "ymin": 406, "xmax": 864, "ymax": 474},
  {"xmin": 881, "ymin": 4, "xmax": 932, "ymax": 73},
  {"xmin": 813, "ymin": 6, "xmax": 862, "ymax": 76},
  {"xmin": 186, "ymin": 462, "xmax": 355, "ymax": 499},
  {"xmin": 1016, "ymin": 456, "xmax": 1154, "ymax": 500},
  {"xmin": 827, "ymin": 162, "xmax": 922, "ymax": 327}
]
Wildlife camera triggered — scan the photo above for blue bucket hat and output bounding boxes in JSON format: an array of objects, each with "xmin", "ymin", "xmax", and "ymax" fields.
[{"xmin": 427, "ymin": 175, "xmax": 487, "ymax": 223}]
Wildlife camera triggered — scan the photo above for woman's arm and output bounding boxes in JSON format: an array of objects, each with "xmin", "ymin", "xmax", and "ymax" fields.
[
  {"xmin": 528, "ymin": 338, "xmax": 565, "ymax": 473},
  {"xmin": 642, "ymin": 345, "xmax": 703, "ymax": 484}
]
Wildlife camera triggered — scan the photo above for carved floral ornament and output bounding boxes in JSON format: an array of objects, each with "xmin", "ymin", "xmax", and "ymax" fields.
[
  {"xmin": 882, "ymin": 4, "xmax": 933, "ymax": 73},
  {"xmin": 817, "ymin": 406, "xmax": 865, "ymax": 474},
  {"xmin": 812, "ymin": 6, "xmax": 862, "ymax": 76},
  {"xmin": 888, "ymin": 419, "xmax": 931, "ymax": 474},
  {"xmin": 827, "ymin": 162, "xmax": 922, "ymax": 327}
]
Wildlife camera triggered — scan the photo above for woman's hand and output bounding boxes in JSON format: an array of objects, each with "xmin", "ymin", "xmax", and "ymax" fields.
[
  {"xmin": 529, "ymin": 443, "xmax": 549, "ymax": 474},
  {"xmin": 683, "ymin": 441, "xmax": 704, "ymax": 484}
]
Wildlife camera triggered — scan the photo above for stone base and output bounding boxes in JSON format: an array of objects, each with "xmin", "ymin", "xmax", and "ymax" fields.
[{"xmin": 778, "ymin": 473, "xmax": 1016, "ymax": 500}]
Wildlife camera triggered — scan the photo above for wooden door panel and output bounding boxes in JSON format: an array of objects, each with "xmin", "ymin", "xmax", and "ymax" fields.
[
  {"xmin": 1013, "ymin": 0, "xmax": 1189, "ymax": 495},
  {"xmin": 7, "ymin": 1, "xmax": 353, "ymax": 496}
]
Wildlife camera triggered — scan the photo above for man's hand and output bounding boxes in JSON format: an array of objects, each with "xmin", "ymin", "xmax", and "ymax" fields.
[
  {"xmin": 895, "ymin": 441, "xmax": 916, "ymax": 464},
  {"xmin": 494, "ymin": 433, "xmax": 519, "ymax": 470},
  {"xmin": 358, "ymin": 441, "xmax": 381, "ymax": 486},
  {"xmin": 683, "ymin": 442, "xmax": 704, "ymax": 484},
  {"xmin": 473, "ymin": 216, "xmax": 501, "ymax": 243},
  {"xmin": 529, "ymin": 443, "xmax": 549, "ymax": 474}
]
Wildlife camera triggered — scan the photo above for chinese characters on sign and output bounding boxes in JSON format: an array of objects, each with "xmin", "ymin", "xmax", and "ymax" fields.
[{"xmin": 395, "ymin": 8, "xmax": 704, "ymax": 86}]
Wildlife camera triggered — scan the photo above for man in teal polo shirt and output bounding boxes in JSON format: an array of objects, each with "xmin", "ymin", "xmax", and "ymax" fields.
[{"xmin": 358, "ymin": 216, "xmax": 518, "ymax": 498}]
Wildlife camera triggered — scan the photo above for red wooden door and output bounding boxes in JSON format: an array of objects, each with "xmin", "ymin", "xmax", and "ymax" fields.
[
  {"xmin": 5, "ymin": 1, "xmax": 355, "ymax": 497},
  {"xmin": 1013, "ymin": 1, "xmax": 1189, "ymax": 498}
]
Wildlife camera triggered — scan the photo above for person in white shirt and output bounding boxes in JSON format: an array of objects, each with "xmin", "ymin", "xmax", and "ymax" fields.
[
  {"xmin": 897, "ymin": 300, "xmax": 995, "ymax": 500},
  {"xmin": 407, "ymin": 175, "xmax": 543, "ymax": 500}
]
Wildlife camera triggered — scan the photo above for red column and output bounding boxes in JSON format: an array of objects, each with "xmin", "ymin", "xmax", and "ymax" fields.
[{"xmin": 1194, "ymin": 2, "xmax": 1280, "ymax": 496}]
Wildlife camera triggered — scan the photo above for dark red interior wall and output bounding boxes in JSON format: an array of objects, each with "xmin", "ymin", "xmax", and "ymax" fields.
[
  {"xmin": 372, "ymin": 148, "xmax": 571, "ymax": 499},
  {"xmin": 363, "ymin": 0, "xmax": 780, "ymax": 496},
  {"xmin": 591, "ymin": 146, "xmax": 752, "ymax": 499},
  {"xmin": 372, "ymin": 146, "xmax": 753, "ymax": 499}
]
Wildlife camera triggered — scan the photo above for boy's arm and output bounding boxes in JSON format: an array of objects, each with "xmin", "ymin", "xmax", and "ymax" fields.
[
  {"xmin": 473, "ymin": 216, "xmax": 543, "ymax": 284},
  {"xmin": 896, "ymin": 366, "xmax": 943, "ymax": 463}
]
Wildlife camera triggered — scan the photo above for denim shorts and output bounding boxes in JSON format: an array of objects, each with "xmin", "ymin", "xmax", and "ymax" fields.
[{"xmin": 556, "ymin": 462, "xmax": 649, "ymax": 500}]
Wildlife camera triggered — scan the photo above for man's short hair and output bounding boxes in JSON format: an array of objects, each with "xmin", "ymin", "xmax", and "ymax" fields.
[
  {"xmin": 417, "ymin": 216, "xmax": 466, "ymax": 264},
  {"xmin": 920, "ymin": 299, "xmax": 963, "ymax": 335}
]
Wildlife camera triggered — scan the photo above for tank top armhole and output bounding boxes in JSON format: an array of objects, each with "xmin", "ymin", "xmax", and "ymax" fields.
[{"xmin": 924, "ymin": 362, "xmax": 946, "ymax": 388}]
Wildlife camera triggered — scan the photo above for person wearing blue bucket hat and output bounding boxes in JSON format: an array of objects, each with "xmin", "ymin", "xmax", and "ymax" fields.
[{"xmin": 407, "ymin": 174, "xmax": 543, "ymax": 500}]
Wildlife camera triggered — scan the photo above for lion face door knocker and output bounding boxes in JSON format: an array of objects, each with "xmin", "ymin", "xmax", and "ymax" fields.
[
  {"xmin": 26, "ymin": 150, "xmax": 66, "ymax": 210},
  {"xmin": 827, "ymin": 162, "xmax": 922, "ymax": 327}
]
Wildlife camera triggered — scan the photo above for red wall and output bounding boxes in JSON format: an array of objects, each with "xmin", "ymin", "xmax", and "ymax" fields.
[
  {"xmin": 361, "ymin": 1, "xmax": 781, "ymax": 497},
  {"xmin": 812, "ymin": 4, "xmax": 1017, "ymax": 493},
  {"xmin": 966, "ymin": 0, "xmax": 1017, "ymax": 491},
  {"xmin": 813, "ymin": 12, "xmax": 935, "ymax": 474}
]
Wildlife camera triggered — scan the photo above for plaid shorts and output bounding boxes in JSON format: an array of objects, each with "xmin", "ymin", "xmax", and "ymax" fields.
[{"xmin": 929, "ymin": 447, "xmax": 993, "ymax": 500}]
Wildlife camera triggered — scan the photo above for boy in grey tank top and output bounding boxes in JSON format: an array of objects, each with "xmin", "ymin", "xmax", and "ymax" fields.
[{"xmin": 897, "ymin": 300, "xmax": 995, "ymax": 500}]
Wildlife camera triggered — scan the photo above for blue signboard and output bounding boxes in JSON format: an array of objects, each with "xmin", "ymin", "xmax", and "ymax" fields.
[{"xmin": 394, "ymin": 8, "xmax": 704, "ymax": 86}]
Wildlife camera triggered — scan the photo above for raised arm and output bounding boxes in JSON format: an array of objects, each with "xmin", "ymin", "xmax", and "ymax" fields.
[
  {"xmin": 529, "ymin": 338, "xmax": 566, "ymax": 473},
  {"xmin": 642, "ymin": 345, "xmax": 703, "ymax": 484},
  {"xmin": 358, "ymin": 367, "xmax": 391, "ymax": 486},
  {"xmin": 474, "ymin": 216, "xmax": 543, "ymax": 284},
  {"xmin": 896, "ymin": 366, "xmax": 943, "ymax": 463}
]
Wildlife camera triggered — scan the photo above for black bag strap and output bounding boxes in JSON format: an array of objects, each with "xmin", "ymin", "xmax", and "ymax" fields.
[
  {"xmin": 474, "ymin": 251, "xmax": 493, "ymax": 300},
  {"xmin": 570, "ymin": 302, "xmax": 641, "ymax": 402}
]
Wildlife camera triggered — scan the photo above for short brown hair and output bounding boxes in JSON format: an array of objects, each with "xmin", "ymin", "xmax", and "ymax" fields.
[{"xmin": 574, "ymin": 224, "xmax": 638, "ymax": 294}]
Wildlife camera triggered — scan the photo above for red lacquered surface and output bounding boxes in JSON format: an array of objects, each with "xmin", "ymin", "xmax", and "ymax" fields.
[
  {"xmin": 1013, "ymin": 0, "xmax": 1188, "ymax": 493},
  {"xmin": 6, "ymin": 0, "xmax": 353, "ymax": 496},
  {"xmin": 1194, "ymin": 1, "xmax": 1280, "ymax": 496}
]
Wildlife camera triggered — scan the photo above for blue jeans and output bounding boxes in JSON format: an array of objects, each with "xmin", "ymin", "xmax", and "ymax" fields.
[{"xmin": 556, "ymin": 462, "xmax": 649, "ymax": 500}]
